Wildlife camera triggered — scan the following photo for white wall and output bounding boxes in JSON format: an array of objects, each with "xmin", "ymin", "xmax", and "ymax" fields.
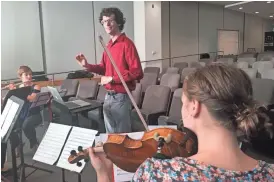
[
  {"xmin": 170, "ymin": 1, "xmax": 199, "ymax": 64},
  {"xmin": 167, "ymin": 1, "xmax": 274, "ymax": 67},
  {"xmin": 93, "ymin": 1, "xmax": 134, "ymax": 63},
  {"xmin": 41, "ymin": 1, "xmax": 96, "ymax": 78},
  {"xmin": 223, "ymin": 9, "xmax": 244, "ymax": 53},
  {"xmin": 1, "ymin": 1, "xmax": 44, "ymax": 80}
]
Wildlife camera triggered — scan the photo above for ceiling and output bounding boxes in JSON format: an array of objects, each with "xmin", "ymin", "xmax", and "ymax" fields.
[{"xmin": 206, "ymin": 1, "xmax": 274, "ymax": 19}]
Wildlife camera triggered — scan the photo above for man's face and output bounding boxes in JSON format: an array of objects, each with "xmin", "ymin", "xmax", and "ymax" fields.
[{"xmin": 101, "ymin": 14, "xmax": 120, "ymax": 35}]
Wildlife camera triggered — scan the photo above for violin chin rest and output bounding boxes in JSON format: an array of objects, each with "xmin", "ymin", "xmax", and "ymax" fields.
[
  {"xmin": 153, "ymin": 132, "xmax": 160, "ymax": 141},
  {"xmin": 164, "ymin": 134, "xmax": 172, "ymax": 144}
]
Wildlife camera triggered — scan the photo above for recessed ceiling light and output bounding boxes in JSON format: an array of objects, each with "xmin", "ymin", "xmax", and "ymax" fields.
[
  {"xmin": 270, "ymin": 15, "xmax": 274, "ymax": 18},
  {"xmin": 255, "ymin": 12, "xmax": 259, "ymax": 14},
  {"xmin": 239, "ymin": 7, "xmax": 243, "ymax": 10},
  {"xmin": 267, "ymin": 1, "xmax": 271, "ymax": 3}
]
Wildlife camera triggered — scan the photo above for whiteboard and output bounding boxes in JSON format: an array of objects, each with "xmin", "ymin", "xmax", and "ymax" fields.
[{"xmin": 218, "ymin": 30, "xmax": 239, "ymax": 55}]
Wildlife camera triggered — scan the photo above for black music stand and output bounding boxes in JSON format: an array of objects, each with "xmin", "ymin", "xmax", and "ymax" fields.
[
  {"xmin": 17, "ymin": 92, "xmax": 53, "ymax": 182},
  {"xmin": 1, "ymin": 96, "xmax": 25, "ymax": 182},
  {"xmin": 1, "ymin": 87, "xmax": 32, "ymax": 113}
]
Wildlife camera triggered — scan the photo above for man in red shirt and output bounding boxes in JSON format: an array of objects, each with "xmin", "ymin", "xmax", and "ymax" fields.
[{"xmin": 76, "ymin": 7, "xmax": 143, "ymax": 133}]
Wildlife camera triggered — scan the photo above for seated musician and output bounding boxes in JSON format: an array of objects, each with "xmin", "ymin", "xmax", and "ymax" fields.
[
  {"xmin": 88, "ymin": 64, "xmax": 274, "ymax": 181},
  {"xmin": 8, "ymin": 66, "xmax": 42, "ymax": 152}
]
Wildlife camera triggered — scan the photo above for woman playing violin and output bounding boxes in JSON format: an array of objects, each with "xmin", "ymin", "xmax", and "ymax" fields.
[{"xmin": 88, "ymin": 64, "xmax": 274, "ymax": 181}]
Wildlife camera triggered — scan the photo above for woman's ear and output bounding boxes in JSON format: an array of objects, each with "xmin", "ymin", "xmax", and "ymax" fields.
[{"xmin": 192, "ymin": 99, "xmax": 201, "ymax": 118}]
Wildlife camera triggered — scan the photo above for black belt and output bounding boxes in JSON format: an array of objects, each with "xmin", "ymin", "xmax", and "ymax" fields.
[{"xmin": 107, "ymin": 90, "xmax": 117, "ymax": 95}]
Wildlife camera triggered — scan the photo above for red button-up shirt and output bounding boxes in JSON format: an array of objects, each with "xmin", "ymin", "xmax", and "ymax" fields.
[{"xmin": 86, "ymin": 33, "xmax": 144, "ymax": 93}]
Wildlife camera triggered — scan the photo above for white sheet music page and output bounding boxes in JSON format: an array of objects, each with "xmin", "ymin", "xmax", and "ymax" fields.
[
  {"xmin": 33, "ymin": 123, "xmax": 72, "ymax": 165},
  {"xmin": 1, "ymin": 101, "xmax": 19, "ymax": 139},
  {"xmin": 1, "ymin": 99, "xmax": 13, "ymax": 129},
  {"xmin": 56, "ymin": 126, "xmax": 98, "ymax": 173}
]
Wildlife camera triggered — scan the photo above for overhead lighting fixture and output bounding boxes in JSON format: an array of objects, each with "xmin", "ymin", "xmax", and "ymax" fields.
[
  {"xmin": 239, "ymin": 7, "xmax": 243, "ymax": 10},
  {"xmin": 267, "ymin": 1, "xmax": 271, "ymax": 3},
  {"xmin": 270, "ymin": 15, "xmax": 273, "ymax": 18},
  {"xmin": 255, "ymin": 12, "xmax": 259, "ymax": 14}
]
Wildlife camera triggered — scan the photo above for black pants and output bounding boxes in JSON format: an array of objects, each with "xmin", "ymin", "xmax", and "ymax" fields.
[
  {"xmin": 22, "ymin": 113, "xmax": 42, "ymax": 148},
  {"xmin": 1, "ymin": 143, "xmax": 7, "ymax": 168}
]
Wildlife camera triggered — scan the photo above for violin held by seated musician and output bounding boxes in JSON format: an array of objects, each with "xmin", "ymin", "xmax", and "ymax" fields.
[{"xmin": 79, "ymin": 64, "xmax": 274, "ymax": 181}]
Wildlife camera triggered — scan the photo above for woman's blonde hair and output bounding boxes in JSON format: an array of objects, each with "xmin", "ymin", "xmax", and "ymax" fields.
[{"xmin": 183, "ymin": 64, "xmax": 272, "ymax": 139}]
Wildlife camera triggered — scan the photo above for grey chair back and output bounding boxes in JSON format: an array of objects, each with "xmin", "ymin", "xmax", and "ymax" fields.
[
  {"xmin": 166, "ymin": 67, "xmax": 179, "ymax": 74},
  {"xmin": 142, "ymin": 85, "xmax": 171, "ymax": 114},
  {"xmin": 261, "ymin": 69, "xmax": 274, "ymax": 80},
  {"xmin": 60, "ymin": 79, "xmax": 79, "ymax": 96},
  {"xmin": 252, "ymin": 61, "xmax": 274, "ymax": 76},
  {"xmin": 252, "ymin": 78, "xmax": 274, "ymax": 105},
  {"xmin": 76, "ymin": 80, "xmax": 99, "ymax": 99},
  {"xmin": 189, "ymin": 61, "xmax": 203, "ymax": 68},
  {"xmin": 236, "ymin": 62, "xmax": 249, "ymax": 69},
  {"xmin": 237, "ymin": 58, "xmax": 256, "ymax": 67},
  {"xmin": 144, "ymin": 67, "xmax": 160, "ymax": 77},
  {"xmin": 97, "ymin": 85, "xmax": 107, "ymax": 103},
  {"xmin": 160, "ymin": 73, "xmax": 180, "ymax": 92},
  {"xmin": 173, "ymin": 62, "xmax": 188, "ymax": 72},
  {"xmin": 140, "ymin": 73, "xmax": 158, "ymax": 93},
  {"xmin": 241, "ymin": 68, "xmax": 257, "ymax": 79},
  {"xmin": 131, "ymin": 83, "xmax": 142, "ymax": 107},
  {"xmin": 181, "ymin": 68, "xmax": 196, "ymax": 83},
  {"xmin": 169, "ymin": 88, "xmax": 182, "ymax": 119}
]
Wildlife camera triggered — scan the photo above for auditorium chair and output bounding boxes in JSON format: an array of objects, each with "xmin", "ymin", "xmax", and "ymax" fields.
[
  {"xmin": 237, "ymin": 58, "xmax": 256, "ymax": 67},
  {"xmin": 140, "ymin": 73, "xmax": 158, "ymax": 93},
  {"xmin": 173, "ymin": 62, "xmax": 188, "ymax": 72},
  {"xmin": 252, "ymin": 61, "xmax": 274, "ymax": 78},
  {"xmin": 158, "ymin": 88, "xmax": 182, "ymax": 127},
  {"xmin": 236, "ymin": 62, "xmax": 249, "ymax": 69},
  {"xmin": 143, "ymin": 67, "xmax": 160, "ymax": 78},
  {"xmin": 59, "ymin": 79, "xmax": 79, "ymax": 101},
  {"xmin": 188, "ymin": 61, "xmax": 203, "ymax": 68},
  {"xmin": 241, "ymin": 68, "xmax": 257, "ymax": 79},
  {"xmin": 180, "ymin": 68, "xmax": 196, "ymax": 83},
  {"xmin": 262, "ymin": 69, "xmax": 274, "ymax": 80},
  {"xmin": 131, "ymin": 85, "xmax": 171, "ymax": 131},
  {"xmin": 68, "ymin": 80, "xmax": 99, "ymax": 101},
  {"xmin": 160, "ymin": 73, "xmax": 180, "ymax": 92}
]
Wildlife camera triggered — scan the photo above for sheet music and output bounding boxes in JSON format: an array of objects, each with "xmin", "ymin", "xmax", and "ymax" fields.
[
  {"xmin": 56, "ymin": 127, "xmax": 98, "ymax": 173},
  {"xmin": 33, "ymin": 123, "xmax": 72, "ymax": 165},
  {"xmin": 113, "ymin": 165, "xmax": 135, "ymax": 182},
  {"xmin": 1, "ymin": 99, "xmax": 13, "ymax": 129},
  {"xmin": 1, "ymin": 100, "xmax": 19, "ymax": 139}
]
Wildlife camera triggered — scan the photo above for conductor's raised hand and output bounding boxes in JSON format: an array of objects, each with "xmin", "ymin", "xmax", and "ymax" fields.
[{"xmin": 75, "ymin": 53, "xmax": 88, "ymax": 67}]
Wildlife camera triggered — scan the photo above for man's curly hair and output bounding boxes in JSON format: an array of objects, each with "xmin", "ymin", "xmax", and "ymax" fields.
[{"xmin": 99, "ymin": 7, "xmax": 126, "ymax": 31}]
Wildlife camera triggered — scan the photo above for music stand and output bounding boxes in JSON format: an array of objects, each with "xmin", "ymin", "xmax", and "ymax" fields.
[
  {"xmin": 17, "ymin": 92, "xmax": 53, "ymax": 182},
  {"xmin": 1, "ymin": 96, "xmax": 25, "ymax": 182},
  {"xmin": 1, "ymin": 86, "xmax": 32, "ymax": 113}
]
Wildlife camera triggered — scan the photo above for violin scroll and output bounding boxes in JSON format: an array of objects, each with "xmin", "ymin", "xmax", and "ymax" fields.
[{"xmin": 68, "ymin": 146, "xmax": 104, "ymax": 166}]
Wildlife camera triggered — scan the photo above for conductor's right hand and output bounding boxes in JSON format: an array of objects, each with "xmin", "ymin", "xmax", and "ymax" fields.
[{"xmin": 75, "ymin": 53, "xmax": 88, "ymax": 68}]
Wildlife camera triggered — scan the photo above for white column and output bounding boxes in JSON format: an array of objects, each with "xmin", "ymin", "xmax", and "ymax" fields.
[{"xmin": 133, "ymin": 1, "xmax": 163, "ymax": 71}]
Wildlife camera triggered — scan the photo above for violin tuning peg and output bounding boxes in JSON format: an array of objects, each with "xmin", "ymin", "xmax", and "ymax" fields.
[
  {"xmin": 78, "ymin": 146, "xmax": 83, "ymax": 152},
  {"xmin": 77, "ymin": 162, "xmax": 82, "ymax": 167},
  {"xmin": 164, "ymin": 134, "xmax": 172, "ymax": 144},
  {"xmin": 70, "ymin": 150, "xmax": 77, "ymax": 156}
]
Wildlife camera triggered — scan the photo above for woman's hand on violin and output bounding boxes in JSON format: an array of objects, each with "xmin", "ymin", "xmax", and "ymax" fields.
[{"xmin": 88, "ymin": 147, "xmax": 113, "ymax": 179}]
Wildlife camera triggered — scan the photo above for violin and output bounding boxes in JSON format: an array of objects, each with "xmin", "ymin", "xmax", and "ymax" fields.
[{"xmin": 68, "ymin": 35, "xmax": 198, "ymax": 173}]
